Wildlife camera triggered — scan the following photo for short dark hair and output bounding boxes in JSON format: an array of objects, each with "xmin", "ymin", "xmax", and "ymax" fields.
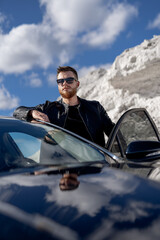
[{"xmin": 57, "ymin": 66, "xmax": 78, "ymax": 80}]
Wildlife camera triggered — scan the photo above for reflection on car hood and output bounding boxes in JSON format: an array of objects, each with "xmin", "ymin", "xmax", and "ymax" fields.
[{"xmin": 0, "ymin": 166, "xmax": 160, "ymax": 239}]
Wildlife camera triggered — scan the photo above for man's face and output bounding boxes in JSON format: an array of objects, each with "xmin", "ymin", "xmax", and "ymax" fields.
[{"xmin": 57, "ymin": 71, "xmax": 79, "ymax": 99}]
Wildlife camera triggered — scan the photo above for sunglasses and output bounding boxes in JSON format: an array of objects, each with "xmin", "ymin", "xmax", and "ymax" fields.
[{"xmin": 57, "ymin": 77, "xmax": 77, "ymax": 85}]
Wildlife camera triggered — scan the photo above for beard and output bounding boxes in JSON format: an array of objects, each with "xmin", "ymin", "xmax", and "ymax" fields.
[{"xmin": 59, "ymin": 87, "xmax": 77, "ymax": 99}]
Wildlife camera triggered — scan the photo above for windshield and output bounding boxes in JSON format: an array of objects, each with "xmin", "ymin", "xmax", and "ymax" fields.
[{"xmin": 0, "ymin": 120, "xmax": 105, "ymax": 170}]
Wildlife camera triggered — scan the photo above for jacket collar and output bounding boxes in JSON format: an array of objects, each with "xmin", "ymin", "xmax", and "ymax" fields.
[{"xmin": 58, "ymin": 96, "xmax": 82, "ymax": 109}]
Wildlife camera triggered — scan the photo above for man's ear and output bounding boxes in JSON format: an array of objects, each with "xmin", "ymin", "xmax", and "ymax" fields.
[{"xmin": 77, "ymin": 81, "xmax": 80, "ymax": 87}]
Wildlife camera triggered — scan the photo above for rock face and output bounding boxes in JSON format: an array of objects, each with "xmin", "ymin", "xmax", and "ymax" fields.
[{"xmin": 77, "ymin": 35, "xmax": 160, "ymax": 130}]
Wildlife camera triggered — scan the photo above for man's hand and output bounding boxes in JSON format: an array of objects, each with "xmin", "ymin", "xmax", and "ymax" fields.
[{"xmin": 30, "ymin": 110, "xmax": 50, "ymax": 122}]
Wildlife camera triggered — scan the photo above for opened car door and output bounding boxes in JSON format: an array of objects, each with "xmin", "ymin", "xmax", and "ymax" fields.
[{"xmin": 107, "ymin": 108, "xmax": 160, "ymax": 157}]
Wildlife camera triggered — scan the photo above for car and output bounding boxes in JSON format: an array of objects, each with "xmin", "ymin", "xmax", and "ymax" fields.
[{"xmin": 0, "ymin": 108, "xmax": 160, "ymax": 239}]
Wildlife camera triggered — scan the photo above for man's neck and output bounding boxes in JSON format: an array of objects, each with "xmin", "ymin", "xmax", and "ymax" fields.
[{"xmin": 62, "ymin": 96, "xmax": 79, "ymax": 106}]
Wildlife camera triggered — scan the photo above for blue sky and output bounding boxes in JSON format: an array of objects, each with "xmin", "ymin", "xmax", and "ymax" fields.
[{"xmin": 0, "ymin": 0, "xmax": 160, "ymax": 116}]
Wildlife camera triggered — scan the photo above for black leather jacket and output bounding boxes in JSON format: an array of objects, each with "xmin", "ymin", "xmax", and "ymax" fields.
[{"xmin": 13, "ymin": 97, "xmax": 114, "ymax": 147}]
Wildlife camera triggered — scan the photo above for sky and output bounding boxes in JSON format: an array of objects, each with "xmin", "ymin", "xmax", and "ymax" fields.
[{"xmin": 0, "ymin": 0, "xmax": 160, "ymax": 116}]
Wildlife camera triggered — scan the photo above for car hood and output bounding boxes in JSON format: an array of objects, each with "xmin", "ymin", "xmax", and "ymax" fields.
[{"xmin": 0, "ymin": 166, "xmax": 160, "ymax": 239}]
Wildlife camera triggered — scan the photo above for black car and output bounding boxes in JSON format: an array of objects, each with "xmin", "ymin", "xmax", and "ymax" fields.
[{"xmin": 0, "ymin": 108, "xmax": 160, "ymax": 239}]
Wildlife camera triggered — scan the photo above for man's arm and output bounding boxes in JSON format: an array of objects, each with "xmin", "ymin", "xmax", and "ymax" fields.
[
  {"xmin": 13, "ymin": 106, "xmax": 34, "ymax": 121},
  {"xmin": 98, "ymin": 103, "xmax": 115, "ymax": 137},
  {"xmin": 13, "ymin": 103, "xmax": 50, "ymax": 122}
]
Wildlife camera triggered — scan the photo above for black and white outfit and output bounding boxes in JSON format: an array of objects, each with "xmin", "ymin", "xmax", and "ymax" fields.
[{"xmin": 13, "ymin": 97, "xmax": 114, "ymax": 147}]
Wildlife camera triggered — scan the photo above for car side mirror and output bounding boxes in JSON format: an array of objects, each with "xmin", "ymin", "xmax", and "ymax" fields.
[{"xmin": 126, "ymin": 141, "xmax": 160, "ymax": 161}]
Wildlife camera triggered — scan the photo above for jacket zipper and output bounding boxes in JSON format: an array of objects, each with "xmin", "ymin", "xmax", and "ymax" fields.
[
  {"xmin": 77, "ymin": 107, "xmax": 94, "ymax": 143},
  {"xmin": 63, "ymin": 110, "xmax": 69, "ymax": 128}
]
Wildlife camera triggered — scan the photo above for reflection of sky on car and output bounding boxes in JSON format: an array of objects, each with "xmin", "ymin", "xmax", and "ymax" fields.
[
  {"xmin": 87, "ymin": 212, "xmax": 160, "ymax": 240},
  {"xmin": 1, "ymin": 167, "xmax": 160, "ymax": 240},
  {"xmin": 46, "ymin": 168, "xmax": 139, "ymax": 216},
  {"xmin": 0, "ymin": 201, "xmax": 78, "ymax": 240},
  {"xmin": 0, "ymin": 168, "xmax": 139, "ymax": 216},
  {"xmin": 10, "ymin": 132, "xmax": 41, "ymax": 160}
]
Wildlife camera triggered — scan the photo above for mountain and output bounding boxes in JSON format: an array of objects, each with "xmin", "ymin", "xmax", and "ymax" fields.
[{"xmin": 77, "ymin": 35, "xmax": 160, "ymax": 131}]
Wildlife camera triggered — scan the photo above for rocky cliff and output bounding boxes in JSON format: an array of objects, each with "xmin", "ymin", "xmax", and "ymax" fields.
[{"xmin": 77, "ymin": 35, "xmax": 160, "ymax": 130}]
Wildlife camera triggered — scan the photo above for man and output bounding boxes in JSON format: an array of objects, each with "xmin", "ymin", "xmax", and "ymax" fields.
[{"xmin": 13, "ymin": 66, "xmax": 114, "ymax": 147}]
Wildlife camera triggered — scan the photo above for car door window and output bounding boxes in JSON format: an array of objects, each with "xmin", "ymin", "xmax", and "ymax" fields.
[
  {"xmin": 7, "ymin": 129, "xmax": 105, "ymax": 166},
  {"xmin": 9, "ymin": 132, "xmax": 41, "ymax": 163},
  {"xmin": 107, "ymin": 109, "xmax": 160, "ymax": 158}
]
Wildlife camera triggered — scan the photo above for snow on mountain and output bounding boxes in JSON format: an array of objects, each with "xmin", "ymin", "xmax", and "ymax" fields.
[{"xmin": 77, "ymin": 35, "xmax": 160, "ymax": 130}]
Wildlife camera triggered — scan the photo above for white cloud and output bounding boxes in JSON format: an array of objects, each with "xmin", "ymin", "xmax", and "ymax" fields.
[
  {"xmin": 0, "ymin": 22, "xmax": 73, "ymax": 74},
  {"xmin": 148, "ymin": 13, "xmax": 160, "ymax": 29},
  {"xmin": 27, "ymin": 73, "xmax": 42, "ymax": 87},
  {"xmin": 30, "ymin": 78, "xmax": 42, "ymax": 87},
  {"xmin": 0, "ymin": 12, "xmax": 6, "ymax": 33},
  {"xmin": 0, "ymin": 76, "xmax": 3, "ymax": 83},
  {"xmin": 0, "ymin": 12, "xmax": 5, "ymax": 24},
  {"xmin": 0, "ymin": 85, "xmax": 19, "ymax": 110},
  {"xmin": 0, "ymin": 24, "xmax": 56, "ymax": 74},
  {"xmin": 40, "ymin": 0, "xmax": 106, "ymax": 37},
  {"xmin": 41, "ymin": 0, "xmax": 138, "ymax": 47},
  {"xmin": 0, "ymin": 0, "xmax": 138, "ymax": 74},
  {"xmin": 47, "ymin": 73, "xmax": 57, "ymax": 86},
  {"xmin": 82, "ymin": 3, "xmax": 138, "ymax": 47}
]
